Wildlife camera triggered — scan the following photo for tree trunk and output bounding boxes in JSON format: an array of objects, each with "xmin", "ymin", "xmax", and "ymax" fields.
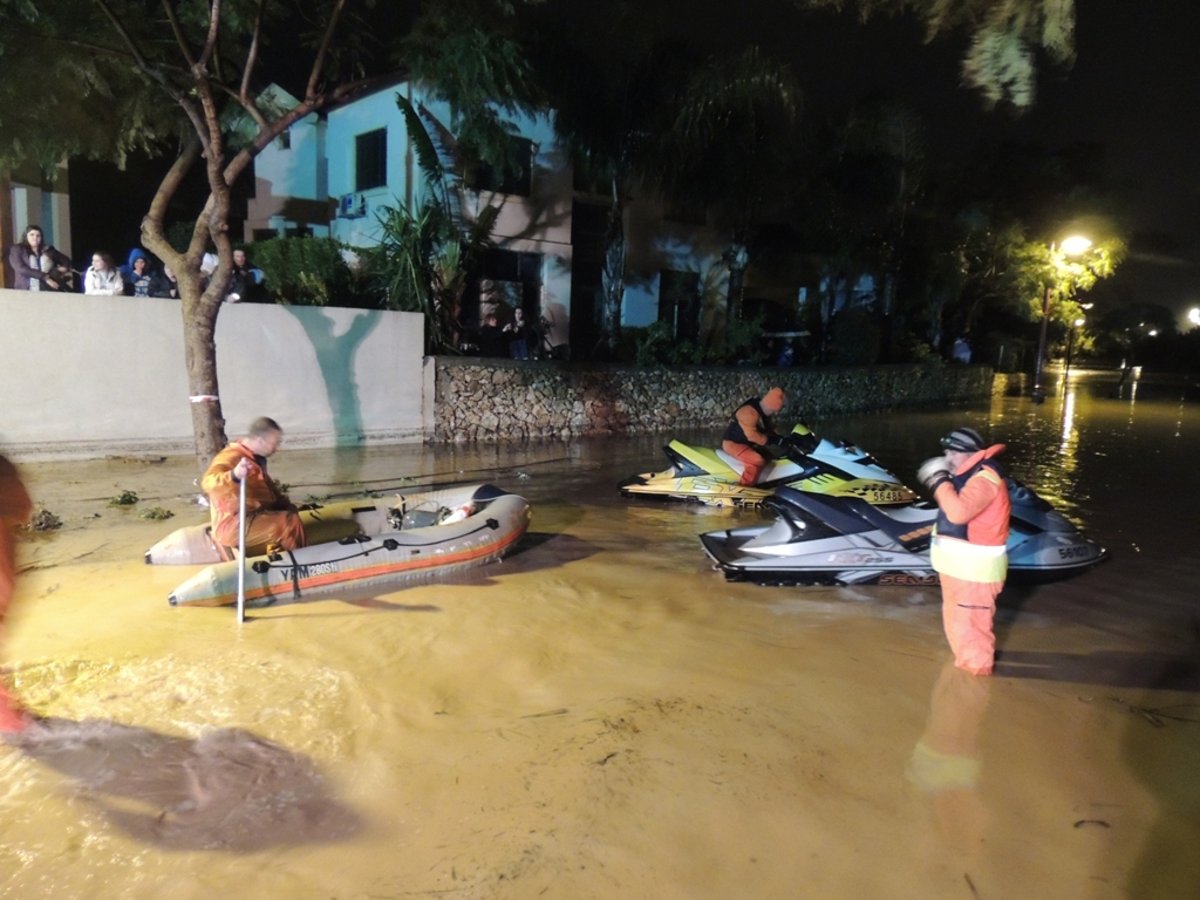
[
  {"xmin": 599, "ymin": 184, "xmax": 626, "ymax": 359},
  {"xmin": 181, "ymin": 290, "xmax": 228, "ymax": 468},
  {"xmin": 723, "ymin": 241, "xmax": 749, "ymax": 324},
  {"xmin": 0, "ymin": 169, "xmax": 12, "ymax": 288}
]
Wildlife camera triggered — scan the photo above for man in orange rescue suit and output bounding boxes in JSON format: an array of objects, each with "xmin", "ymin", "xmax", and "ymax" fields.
[
  {"xmin": 201, "ymin": 416, "xmax": 306, "ymax": 556},
  {"xmin": 917, "ymin": 427, "xmax": 1011, "ymax": 676},
  {"xmin": 721, "ymin": 386, "xmax": 788, "ymax": 486},
  {"xmin": 1, "ymin": 453, "xmax": 34, "ymax": 733}
]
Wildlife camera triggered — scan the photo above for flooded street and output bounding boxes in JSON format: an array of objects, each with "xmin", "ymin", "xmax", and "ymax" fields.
[{"xmin": 2, "ymin": 371, "xmax": 1198, "ymax": 898}]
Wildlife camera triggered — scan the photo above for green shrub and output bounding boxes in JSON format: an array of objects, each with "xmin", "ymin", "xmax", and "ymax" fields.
[{"xmin": 251, "ymin": 236, "xmax": 354, "ymax": 306}]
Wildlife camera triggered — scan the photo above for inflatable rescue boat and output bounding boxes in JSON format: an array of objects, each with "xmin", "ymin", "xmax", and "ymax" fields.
[{"xmin": 155, "ymin": 484, "xmax": 531, "ymax": 608}]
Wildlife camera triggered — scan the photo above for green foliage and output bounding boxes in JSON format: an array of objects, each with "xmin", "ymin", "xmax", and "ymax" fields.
[
  {"xmin": 252, "ymin": 236, "xmax": 353, "ymax": 306},
  {"xmin": 827, "ymin": 307, "xmax": 882, "ymax": 365},
  {"xmin": 108, "ymin": 490, "xmax": 138, "ymax": 507},
  {"xmin": 139, "ymin": 507, "xmax": 175, "ymax": 520},
  {"xmin": 724, "ymin": 314, "xmax": 770, "ymax": 366},
  {"xmin": 795, "ymin": 0, "xmax": 1077, "ymax": 108}
]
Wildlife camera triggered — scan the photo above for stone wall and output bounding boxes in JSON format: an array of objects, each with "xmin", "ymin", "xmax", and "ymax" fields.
[{"xmin": 433, "ymin": 357, "xmax": 994, "ymax": 443}]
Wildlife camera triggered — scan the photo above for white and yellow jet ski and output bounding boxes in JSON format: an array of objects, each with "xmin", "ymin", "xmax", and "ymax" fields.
[{"xmin": 619, "ymin": 424, "xmax": 917, "ymax": 508}]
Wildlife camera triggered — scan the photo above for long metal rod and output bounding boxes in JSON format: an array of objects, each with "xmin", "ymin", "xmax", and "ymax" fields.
[{"xmin": 236, "ymin": 475, "xmax": 247, "ymax": 623}]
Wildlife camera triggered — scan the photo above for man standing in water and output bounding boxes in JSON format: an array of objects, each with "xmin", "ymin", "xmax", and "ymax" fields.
[
  {"xmin": 721, "ymin": 386, "xmax": 788, "ymax": 486},
  {"xmin": 1, "ymin": 454, "xmax": 33, "ymax": 733},
  {"xmin": 917, "ymin": 427, "xmax": 1011, "ymax": 676},
  {"xmin": 201, "ymin": 417, "xmax": 306, "ymax": 556}
]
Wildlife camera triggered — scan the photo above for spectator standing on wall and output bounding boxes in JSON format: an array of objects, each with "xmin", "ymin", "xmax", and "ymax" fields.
[
  {"xmin": 504, "ymin": 308, "xmax": 534, "ymax": 359},
  {"xmin": 226, "ymin": 248, "xmax": 266, "ymax": 302},
  {"xmin": 479, "ymin": 313, "xmax": 507, "ymax": 357},
  {"xmin": 8, "ymin": 225, "xmax": 72, "ymax": 292},
  {"xmin": 83, "ymin": 252, "xmax": 124, "ymax": 296},
  {"xmin": 121, "ymin": 249, "xmax": 154, "ymax": 297},
  {"xmin": 149, "ymin": 262, "xmax": 181, "ymax": 299}
]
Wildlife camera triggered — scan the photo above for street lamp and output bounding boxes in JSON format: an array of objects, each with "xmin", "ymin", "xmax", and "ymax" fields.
[
  {"xmin": 1032, "ymin": 235, "xmax": 1093, "ymax": 403},
  {"xmin": 1064, "ymin": 316, "xmax": 1085, "ymax": 381}
]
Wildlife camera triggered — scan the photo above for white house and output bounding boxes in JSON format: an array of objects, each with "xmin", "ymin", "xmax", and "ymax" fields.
[{"xmin": 245, "ymin": 78, "xmax": 780, "ymax": 356}]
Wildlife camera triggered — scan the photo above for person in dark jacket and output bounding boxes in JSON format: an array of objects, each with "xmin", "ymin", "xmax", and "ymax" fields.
[{"xmin": 8, "ymin": 225, "xmax": 72, "ymax": 292}]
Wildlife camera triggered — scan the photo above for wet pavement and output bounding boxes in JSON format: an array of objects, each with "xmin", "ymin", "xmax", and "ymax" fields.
[{"xmin": 1, "ymin": 370, "xmax": 1198, "ymax": 898}]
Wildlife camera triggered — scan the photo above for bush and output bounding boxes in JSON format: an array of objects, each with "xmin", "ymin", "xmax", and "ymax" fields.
[
  {"xmin": 826, "ymin": 308, "xmax": 881, "ymax": 365},
  {"xmin": 251, "ymin": 236, "xmax": 355, "ymax": 306}
]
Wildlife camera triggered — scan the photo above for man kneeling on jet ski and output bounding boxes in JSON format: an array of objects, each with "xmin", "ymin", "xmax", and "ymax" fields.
[{"xmin": 721, "ymin": 386, "xmax": 791, "ymax": 486}]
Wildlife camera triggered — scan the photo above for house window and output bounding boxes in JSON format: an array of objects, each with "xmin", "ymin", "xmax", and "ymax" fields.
[
  {"xmin": 355, "ymin": 128, "xmax": 387, "ymax": 191},
  {"xmin": 469, "ymin": 136, "xmax": 533, "ymax": 196}
]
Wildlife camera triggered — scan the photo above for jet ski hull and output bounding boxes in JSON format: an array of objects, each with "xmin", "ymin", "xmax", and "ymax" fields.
[
  {"xmin": 620, "ymin": 428, "xmax": 917, "ymax": 508},
  {"xmin": 699, "ymin": 483, "xmax": 1107, "ymax": 586}
]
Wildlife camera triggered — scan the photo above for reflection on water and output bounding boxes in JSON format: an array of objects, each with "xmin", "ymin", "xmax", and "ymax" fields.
[{"xmin": 2, "ymin": 367, "xmax": 1198, "ymax": 898}]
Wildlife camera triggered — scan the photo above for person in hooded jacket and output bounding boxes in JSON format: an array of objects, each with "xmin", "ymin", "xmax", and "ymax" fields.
[
  {"xmin": 916, "ymin": 427, "xmax": 1011, "ymax": 676},
  {"xmin": 121, "ymin": 248, "xmax": 154, "ymax": 297}
]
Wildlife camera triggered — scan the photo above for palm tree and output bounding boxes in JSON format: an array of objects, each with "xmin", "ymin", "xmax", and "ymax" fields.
[{"xmin": 659, "ymin": 47, "xmax": 802, "ymax": 327}]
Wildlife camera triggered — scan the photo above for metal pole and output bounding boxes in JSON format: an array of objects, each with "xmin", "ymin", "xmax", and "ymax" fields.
[
  {"xmin": 1064, "ymin": 326, "xmax": 1075, "ymax": 383},
  {"xmin": 1032, "ymin": 282, "xmax": 1051, "ymax": 403},
  {"xmin": 236, "ymin": 475, "xmax": 247, "ymax": 623}
]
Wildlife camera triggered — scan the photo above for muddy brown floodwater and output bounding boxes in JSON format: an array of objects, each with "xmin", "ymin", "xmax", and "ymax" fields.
[{"xmin": 2, "ymin": 370, "xmax": 1198, "ymax": 898}]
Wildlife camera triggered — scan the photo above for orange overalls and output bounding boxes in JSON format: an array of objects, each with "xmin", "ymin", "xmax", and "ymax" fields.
[
  {"xmin": 201, "ymin": 441, "xmax": 306, "ymax": 556},
  {"xmin": 930, "ymin": 446, "xmax": 1011, "ymax": 676},
  {"xmin": 1, "ymin": 455, "xmax": 33, "ymax": 731},
  {"xmin": 721, "ymin": 397, "xmax": 778, "ymax": 486}
]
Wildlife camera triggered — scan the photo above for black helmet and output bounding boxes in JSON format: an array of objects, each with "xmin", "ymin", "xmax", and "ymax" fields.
[{"xmin": 940, "ymin": 427, "xmax": 986, "ymax": 452}]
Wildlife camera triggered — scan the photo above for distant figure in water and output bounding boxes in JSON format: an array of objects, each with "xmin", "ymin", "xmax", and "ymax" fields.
[{"xmin": 0, "ymin": 453, "xmax": 34, "ymax": 733}]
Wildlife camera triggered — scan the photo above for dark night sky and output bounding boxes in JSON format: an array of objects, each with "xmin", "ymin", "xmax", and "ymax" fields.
[{"xmin": 663, "ymin": 0, "xmax": 1200, "ymax": 321}]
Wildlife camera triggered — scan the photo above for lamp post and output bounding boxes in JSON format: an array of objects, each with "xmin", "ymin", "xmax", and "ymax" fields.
[
  {"xmin": 1031, "ymin": 235, "xmax": 1092, "ymax": 403},
  {"xmin": 1064, "ymin": 316, "xmax": 1085, "ymax": 381}
]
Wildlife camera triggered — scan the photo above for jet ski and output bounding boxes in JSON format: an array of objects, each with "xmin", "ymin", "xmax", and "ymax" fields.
[
  {"xmin": 619, "ymin": 424, "xmax": 918, "ymax": 508},
  {"xmin": 699, "ymin": 479, "xmax": 1107, "ymax": 585}
]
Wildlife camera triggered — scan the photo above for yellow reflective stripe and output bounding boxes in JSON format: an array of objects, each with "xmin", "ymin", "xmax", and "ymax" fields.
[{"xmin": 930, "ymin": 535, "xmax": 1008, "ymax": 582}]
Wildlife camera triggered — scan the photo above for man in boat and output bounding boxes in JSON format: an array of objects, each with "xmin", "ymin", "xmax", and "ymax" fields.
[
  {"xmin": 201, "ymin": 417, "xmax": 306, "ymax": 557},
  {"xmin": 721, "ymin": 386, "xmax": 788, "ymax": 486},
  {"xmin": 917, "ymin": 427, "xmax": 1011, "ymax": 676},
  {"xmin": 1, "ymin": 453, "xmax": 34, "ymax": 733}
]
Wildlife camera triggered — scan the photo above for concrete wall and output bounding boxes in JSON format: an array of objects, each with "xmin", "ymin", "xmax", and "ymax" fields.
[
  {"xmin": 0, "ymin": 289, "xmax": 426, "ymax": 460},
  {"xmin": 433, "ymin": 357, "xmax": 994, "ymax": 443}
]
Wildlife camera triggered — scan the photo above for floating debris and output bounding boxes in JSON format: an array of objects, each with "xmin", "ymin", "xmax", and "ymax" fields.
[
  {"xmin": 139, "ymin": 507, "xmax": 175, "ymax": 521},
  {"xmin": 24, "ymin": 509, "xmax": 63, "ymax": 531},
  {"xmin": 108, "ymin": 490, "xmax": 139, "ymax": 507}
]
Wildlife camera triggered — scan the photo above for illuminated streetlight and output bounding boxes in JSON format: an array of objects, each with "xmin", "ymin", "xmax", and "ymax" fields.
[
  {"xmin": 1032, "ymin": 235, "xmax": 1092, "ymax": 403},
  {"xmin": 1188, "ymin": 307, "xmax": 1200, "ymax": 327}
]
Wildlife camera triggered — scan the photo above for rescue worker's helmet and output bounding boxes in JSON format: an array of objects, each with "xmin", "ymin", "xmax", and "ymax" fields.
[{"xmin": 940, "ymin": 427, "xmax": 986, "ymax": 452}]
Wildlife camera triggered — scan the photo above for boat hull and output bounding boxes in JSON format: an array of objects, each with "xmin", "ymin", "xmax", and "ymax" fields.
[{"xmin": 165, "ymin": 485, "xmax": 531, "ymax": 607}]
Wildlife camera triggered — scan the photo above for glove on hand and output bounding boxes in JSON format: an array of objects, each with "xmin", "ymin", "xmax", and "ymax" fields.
[
  {"xmin": 917, "ymin": 456, "xmax": 952, "ymax": 493},
  {"xmin": 766, "ymin": 432, "xmax": 783, "ymax": 447}
]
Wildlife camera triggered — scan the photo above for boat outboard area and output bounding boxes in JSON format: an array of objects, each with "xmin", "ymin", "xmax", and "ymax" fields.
[
  {"xmin": 150, "ymin": 483, "xmax": 531, "ymax": 608},
  {"xmin": 699, "ymin": 478, "xmax": 1107, "ymax": 587},
  {"xmin": 618, "ymin": 424, "xmax": 918, "ymax": 508}
]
